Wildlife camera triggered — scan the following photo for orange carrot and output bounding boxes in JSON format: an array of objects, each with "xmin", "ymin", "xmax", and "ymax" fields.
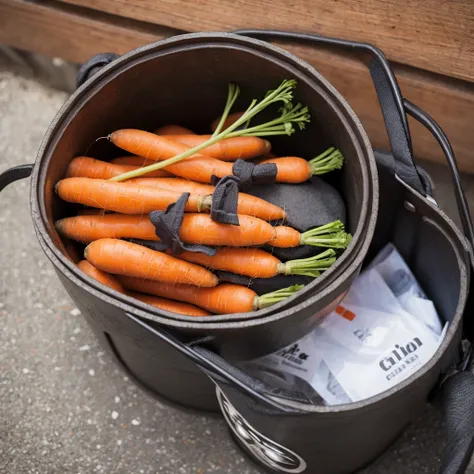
[
  {"xmin": 110, "ymin": 156, "xmax": 159, "ymax": 167},
  {"xmin": 178, "ymin": 214, "xmax": 275, "ymax": 247},
  {"xmin": 57, "ymin": 176, "xmax": 283, "ymax": 221},
  {"xmin": 110, "ymin": 129, "xmax": 209, "ymax": 162},
  {"xmin": 129, "ymin": 177, "xmax": 214, "ymax": 195},
  {"xmin": 270, "ymin": 221, "xmax": 351, "ymax": 249},
  {"xmin": 163, "ymin": 135, "xmax": 271, "ymax": 161},
  {"xmin": 120, "ymin": 277, "xmax": 302, "ymax": 314},
  {"xmin": 66, "ymin": 157, "xmax": 171, "ymax": 180},
  {"xmin": 55, "ymin": 177, "xmax": 210, "ymax": 215},
  {"xmin": 77, "ymin": 260, "xmax": 125, "ymax": 292},
  {"xmin": 259, "ymin": 148, "xmax": 344, "ymax": 183},
  {"xmin": 148, "ymin": 155, "xmax": 232, "ymax": 183},
  {"xmin": 155, "ymin": 124, "xmax": 194, "ymax": 135},
  {"xmin": 56, "ymin": 214, "xmax": 157, "ymax": 243},
  {"xmin": 109, "ymin": 129, "xmax": 233, "ymax": 183},
  {"xmin": 176, "ymin": 247, "xmax": 337, "ymax": 278},
  {"xmin": 85, "ymin": 239, "xmax": 218, "ymax": 287},
  {"xmin": 128, "ymin": 177, "xmax": 286, "ymax": 221},
  {"xmin": 122, "ymin": 279, "xmax": 254, "ymax": 314},
  {"xmin": 211, "ymin": 111, "xmax": 245, "ymax": 132},
  {"xmin": 56, "ymin": 213, "xmax": 276, "ymax": 247},
  {"xmin": 271, "ymin": 226, "xmax": 301, "ymax": 247},
  {"xmin": 128, "ymin": 291, "xmax": 211, "ymax": 316}
]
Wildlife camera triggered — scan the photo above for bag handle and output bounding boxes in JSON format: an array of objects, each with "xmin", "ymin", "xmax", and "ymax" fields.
[
  {"xmin": 233, "ymin": 29, "xmax": 425, "ymax": 195},
  {"xmin": 0, "ymin": 164, "xmax": 34, "ymax": 192},
  {"xmin": 125, "ymin": 312, "xmax": 294, "ymax": 412},
  {"xmin": 402, "ymin": 100, "xmax": 474, "ymax": 251}
]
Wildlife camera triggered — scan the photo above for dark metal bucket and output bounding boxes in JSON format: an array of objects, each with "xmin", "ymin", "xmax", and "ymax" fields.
[{"xmin": 1, "ymin": 32, "xmax": 377, "ymax": 409}]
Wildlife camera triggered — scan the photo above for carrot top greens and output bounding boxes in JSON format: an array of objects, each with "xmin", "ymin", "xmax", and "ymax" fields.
[
  {"xmin": 299, "ymin": 220, "xmax": 352, "ymax": 248},
  {"xmin": 309, "ymin": 147, "xmax": 344, "ymax": 176},
  {"xmin": 110, "ymin": 80, "xmax": 310, "ymax": 182},
  {"xmin": 254, "ymin": 284, "xmax": 305, "ymax": 310},
  {"xmin": 279, "ymin": 249, "xmax": 337, "ymax": 278}
]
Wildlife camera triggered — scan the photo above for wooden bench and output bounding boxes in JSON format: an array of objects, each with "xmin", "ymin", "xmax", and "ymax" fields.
[{"xmin": 1, "ymin": 0, "xmax": 473, "ymax": 171}]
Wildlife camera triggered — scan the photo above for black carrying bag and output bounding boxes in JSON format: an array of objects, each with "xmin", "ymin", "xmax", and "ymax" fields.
[
  {"xmin": 112, "ymin": 32, "xmax": 474, "ymax": 473},
  {"xmin": 2, "ymin": 30, "xmax": 473, "ymax": 474}
]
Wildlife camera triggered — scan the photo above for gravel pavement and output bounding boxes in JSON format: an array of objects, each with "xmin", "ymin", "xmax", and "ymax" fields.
[{"xmin": 1, "ymin": 69, "xmax": 472, "ymax": 474}]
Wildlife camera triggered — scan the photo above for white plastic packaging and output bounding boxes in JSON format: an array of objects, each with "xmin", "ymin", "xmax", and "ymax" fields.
[
  {"xmin": 370, "ymin": 243, "xmax": 443, "ymax": 336},
  {"xmin": 242, "ymin": 244, "xmax": 447, "ymax": 405}
]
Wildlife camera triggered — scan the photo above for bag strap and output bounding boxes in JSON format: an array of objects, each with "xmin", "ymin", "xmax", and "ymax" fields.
[
  {"xmin": 125, "ymin": 312, "xmax": 293, "ymax": 412},
  {"xmin": 233, "ymin": 29, "xmax": 424, "ymax": 195},
  {"xmin": 0, "ymin": 164, "xmax": 33, "ymax": 192},
  {"xmin": 438, "ymin": 367, "xmax": 474, "ymax": 474},
  {"xmin": 403, "ymin": 100, "xmax": 474, "ymax": 252}
]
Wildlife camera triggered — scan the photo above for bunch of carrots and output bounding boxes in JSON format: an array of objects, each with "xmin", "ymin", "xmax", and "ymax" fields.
[{"xmin": 56, "ymin": 80, "xmax": 350, "ymax": 316}]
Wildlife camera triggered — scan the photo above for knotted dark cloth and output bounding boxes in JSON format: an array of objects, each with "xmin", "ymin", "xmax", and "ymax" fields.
[
  {"xmin": 210, "ymin": 159, "xmax": 277, "ymax": 225},
  {"xmin": 149, "ymin": 192, "xmax": 216, "ymax": 256}
]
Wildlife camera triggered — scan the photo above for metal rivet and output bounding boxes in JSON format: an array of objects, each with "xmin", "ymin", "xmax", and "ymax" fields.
[{"xmin": 404, "ymin": 201, "xmax": 416, "ymax": 212}]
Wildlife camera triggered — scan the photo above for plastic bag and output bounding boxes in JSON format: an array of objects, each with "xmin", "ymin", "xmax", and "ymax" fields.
[{"xmin": 241, "ymin": 244, "xmax": 447, "ymax": 405}]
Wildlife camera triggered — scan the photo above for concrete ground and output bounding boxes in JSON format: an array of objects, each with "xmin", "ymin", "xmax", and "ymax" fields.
[{"xmin": 0, "ymin": 68, "xmax": 473, "ymax": 474}]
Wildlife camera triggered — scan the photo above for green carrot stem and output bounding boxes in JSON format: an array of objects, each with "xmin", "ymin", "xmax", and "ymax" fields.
[
  {"xmin": 254, "ymin": 284, "xmax": 304, "ymax": 310},
  {"xmin": 309, "ymin": 148, "xmax": 344, "ymax": 176},
  {"xmin": 303, "ymin": 232, "xmax": 352, "ymax": 248},
  {"xmin": 278, "ymin": 249, "xmax": 337, "ymax": 277},
  {"xmin": 212, "ymin": 84, "xmax": 240, "ymax": 137},
  {"xmin": 109, "ymin": 132, "xmax": 232, "ymax": 182},
  {"xmin": 110, "ymin": 80, "xmax": 310, "ymax": 182},
  {"xmin": 227, "ymin": 103, "xmax": 309, "ymax": 138},
  {"xmin": 299, "ymin": 220, "xmax": 352, "ymax": 248},
  {"xmin": 303, "ymin": 220, "xmax": 345, "ymax": 236}
]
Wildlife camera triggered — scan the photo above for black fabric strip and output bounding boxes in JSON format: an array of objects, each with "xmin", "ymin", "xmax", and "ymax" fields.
[
  {"xmin": 369, "ymin": 59, "xmax": 424, "ymax": 194},
  {"xmin": 148, "ymin": 193, "xmax": 216, "ymax": 256},
  {"xmin": 210, "ymin": 176, "xmax": 240, "ymax": 226},
  {"xmin": 232, "ymin": 159, "xmax": 277, "ymax": 191},
  {"xmin": 210, "ymin": 160, "xmax": 278, "ymax": 225}
]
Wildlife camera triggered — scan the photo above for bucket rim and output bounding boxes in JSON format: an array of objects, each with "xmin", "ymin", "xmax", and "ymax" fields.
[{"xmin": 31, "ymin": 31, "xmax": 378, "ymax": 327}]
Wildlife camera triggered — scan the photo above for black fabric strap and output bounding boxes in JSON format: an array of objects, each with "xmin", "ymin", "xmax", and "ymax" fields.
[
  {"xmin": 0, "ymin": 164, "xmax": 33, "ymax": 193},
  {"xmin": 232, "ymin": 159, "xmax": 277, "ymax": 191},
  {"xmin": 149, "ymin": 193, "xmax": 216, "ymax": 256},
  {"xmin": 439, "ymin": 369, "xmax": 474, "ymax": 474},
  {"xmin": 124, "ymin": 311, "xmax": 293, "ymax": 412},
  {"xmin": 369, "ymin": 60, "xmax": 425, "ymax": 194},
  {"xmin": 76, "ymin": 53, "xmax": 119, "ymax": 89},
  {"xmin": 210, "ymin": 176, "xmax": 240, "ymax": 226},
  {"xmin": 210, "ymin": 161, "xmax": 277, "ymax": 225}
]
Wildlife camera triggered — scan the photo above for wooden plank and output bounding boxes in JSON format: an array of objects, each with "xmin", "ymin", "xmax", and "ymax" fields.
[
  {"xmin": 0, "ymin": 0, "xmax": 177, "ymax": 64},
  {"xmin": 61, "ymin": 0, "xmax": 474, "ymax": 83},
  {"xmin": 1, "ymin": 0, "xmax": 474, "ymax": 172}
]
